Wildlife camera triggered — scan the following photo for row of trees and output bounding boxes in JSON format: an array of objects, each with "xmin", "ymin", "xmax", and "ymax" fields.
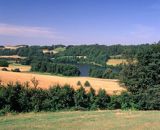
[
  {"xmin": 56, "ymin": 44, "xmax": 152, "ymax": 65},
  {"xmin": 0, "ymin": 60, "xmax": 9, "ymax": 67},
  {"xmin": 0, "ymin": 82, "xmax": 143, "ymax": 114},
  {"xmin": 89, "ymin": 65, "xmax": 122, "ymax": 79},
  {"xmin": 31, "ymin": 61, "xmax": 81, "ymax": 76}
]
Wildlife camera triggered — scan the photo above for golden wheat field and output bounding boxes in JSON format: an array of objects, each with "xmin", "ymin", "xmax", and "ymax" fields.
[
  {"xmin": 106, "ymin": 59, "xmax": 128, "ymax": 66},
  {"xmin": 0, "ymin": 71, "xmax": 126, "ymax": 95}
]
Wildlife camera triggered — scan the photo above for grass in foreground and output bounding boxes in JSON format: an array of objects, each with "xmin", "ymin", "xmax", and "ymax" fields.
[{"xmin": 0, "ymin": 110, "xmax": 159, "ymax": 130}]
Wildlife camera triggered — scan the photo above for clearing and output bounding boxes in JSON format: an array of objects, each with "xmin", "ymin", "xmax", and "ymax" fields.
[
  {"xmin": 0, "ymin": 110, "xmax": 159, "ymax": 130},
  {"xmin": 0, "ymin": 71, "xmax": 125, "ymax": 95},
  {"xmin": 0, "ymin": 55, "xmax": 26, "ymax": 59},
  {"xmin": 43, "ymin": 47, "xmax": 66, "ymax": 54},
  {"xmin": 106, "ymin": 59, "xmax": 127, "ymax": 66}
]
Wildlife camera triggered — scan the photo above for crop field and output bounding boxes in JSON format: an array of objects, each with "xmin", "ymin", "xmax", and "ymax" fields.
[
  {"xmin": 0, "ymin": 71, "xmax": 126, "ymax": 95},
  {"xmin": 0, "ymin": 110, "xmax": 159, "ymax": 130},
  {"xmin": 43, "ymin": 47, "xmax": 66, "ymax": 54},
  {"xmin": 106, "ymin": 59, "xmax": 128, "ymax": 66},
  {"xmin": 42, "ymin": 49, "xmax": 58, "ymax": 54},
  {"xmin": 0, "ymin": 55, "xmax": 26, "ymax": 59},
  {"xmin": 0, "ymin": 45, "xmax": 25, "ymax": 50}
]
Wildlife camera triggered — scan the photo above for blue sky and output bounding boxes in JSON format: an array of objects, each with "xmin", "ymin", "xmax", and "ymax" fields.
[{"xmin": 0, "ymin": 0, "xmax": 160, "ymax": 45}]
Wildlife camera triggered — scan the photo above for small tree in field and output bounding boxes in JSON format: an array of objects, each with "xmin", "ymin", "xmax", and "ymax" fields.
[
  {"xmin": 77, "ymin": 81, "xmax": 82, "ymax": 86},
  {"xmin": 84, "ymin": 81, "xmax": 91, "ymax": 87},
  {"xmin": 31, "ymin": 77, "xmax": 39, "ymax": 89}
]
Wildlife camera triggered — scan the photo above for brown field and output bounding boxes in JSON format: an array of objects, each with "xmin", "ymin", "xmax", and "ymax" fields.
[
  {"xmin": 106, "ymin": 59, "xmax": 128, "ymax": 66},
  {"xmin": 0, "ymin": 71, "xmax": 126, "ymax": 95},
  {"xmin": 42, "ymin": 49, "xmax": 58, "ymax": 54},
  {"xmin": 0, "ymin": 64, "xmax": 31, "ymax": 72},
  {"xmin": 0, "ymin": 55, "xmax": 26, "ymax": 59}
]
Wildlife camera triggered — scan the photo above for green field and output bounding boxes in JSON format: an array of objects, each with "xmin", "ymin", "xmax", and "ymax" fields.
[{"xmin": 0, "ymin": 110, "xmax": 159, "ymax": 130}]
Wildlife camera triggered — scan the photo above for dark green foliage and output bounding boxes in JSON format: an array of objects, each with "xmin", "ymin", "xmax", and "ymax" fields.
[
  {"xmin": 74, "ymin": 87, "xmax": 89, "ymax": 109},
  {"xmin": 57, "ymin": 45, "xmax": 110, "ymax": 65},
  {"xmin": 89, "ymin": 65, "xmax": 122, "ymax": 79},
  {"xmin": 0, "ymin": 49, "xmax": 17, "ymax": 56},
  {"xmin": 87, "ymin": 87, "xmax": 96, "ymax": 110},
  {"xmin": 94, "ymin": 89, "xmax": 110, "ymax": 109},
  {"xmin": 0, "ymin": 83, "xmax": 113, "ymax": 112},
  {"xmin": 0, "ymin": 60, "xmax": 9, "ymax": 67},
  {"xmin": 108, "ymin": 95, "xmax": 121, "ymax": 109},
  {"xmin": 48, "ymin": 85, "xmax": 75, "ymax": 110},
  {"xmin": 77, "ymin": 81, "xmax": 82, "ymax": 86},
  {"xmin": 31, "ymin": 61, "xmax": 80, "ymax": 76},
  {"xmin": 52, "ymin": 56, "xmax": 81, "ymax": 64},
  {"xmin": 84, "ymin": 81, "xmax": 91, "ymax": 87},
  {"xmin": 120, "ymin": 44, "xmax": 160, "ymax": 110}
]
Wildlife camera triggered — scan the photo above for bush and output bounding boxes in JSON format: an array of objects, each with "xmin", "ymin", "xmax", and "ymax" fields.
[
  {"xmin": 1, "ymin": 68, "xmax": 8, "ymax": 71},
  {"xmin": 0, "ymin": 60, "xmax": 9, "ymax": 67},
  {"xmin": 11, "ymin": 68, "xmax": 21, "ymax": 72},
  {"xmin": 77, "ymin": 81, "xmax": 81, "ymax": 86},
  {"xmin": 94, "ymin": 89, "xmax": 110, "ymax": 109},
  {"xmin": 84, "ymin": 81, "xmax": 91, "ymax": 87}
]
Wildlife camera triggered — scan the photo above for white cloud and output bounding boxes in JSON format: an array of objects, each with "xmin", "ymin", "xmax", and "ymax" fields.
[{"xmin": 0, "ymin": 23, "xmax": 56, "ymax": 39}]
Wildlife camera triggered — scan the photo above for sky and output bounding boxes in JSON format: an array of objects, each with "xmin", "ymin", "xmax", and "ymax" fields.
[{"xmin": 0, "ymin": 0, "xmax": 160, "ymax": 45}]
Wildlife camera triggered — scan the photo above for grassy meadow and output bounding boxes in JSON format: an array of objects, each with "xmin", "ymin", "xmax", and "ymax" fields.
[{"xmin": 0, "ymin": 110, "xmax": 159, "ymax": 130}]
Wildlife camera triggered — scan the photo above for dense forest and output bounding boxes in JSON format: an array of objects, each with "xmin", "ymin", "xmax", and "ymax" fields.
[{"xmin": 120, "ymin": 44, "xmax": 160, "ymax": 110}]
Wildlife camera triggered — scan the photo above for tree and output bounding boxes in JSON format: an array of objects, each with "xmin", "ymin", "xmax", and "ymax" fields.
[
  {"xmin": 87, "ymin": 87, "xmax": 97, "ymax": 110},
  {"xmin": 77, "ymin": 81, "xmax": 82, "ymax": 86},
  {"xmin": 95, "ymin": 89, "xmax": 110, "ymax": 109},
  {"xmin": 84, "ymin": 81, "xmax": 91, "ymax": 87},
  {"xmin": 0, "ymin": 60, "xmax": 9, "ymax": 67},
  {"xmin": 74, "ymin": 87, "xmax": 89, "ymax": 109},
  {"xmin": 31, "ymin": 77, "xmax": 39, "ymax": 89}
]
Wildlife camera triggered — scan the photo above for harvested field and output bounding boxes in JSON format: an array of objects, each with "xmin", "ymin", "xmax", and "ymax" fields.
[
  {"xmin": 0, "ymin": 71, "xmax": 126, "ymax": 95},
  {"xmin": 0, "ymin": 55, "xmax": 26, "ymax": 59},
  {"xmin": 0, "ymin": 110, "xmax": 159, "ymax": 130},
  {"xmin": 42, "ymin": 49, "xmax": 58, "ymax": 54},
  {"xmin": 3, "ymin": 45, "xmax": 26, "ymax": 50},
  {"xmin": 106, "ymin": 59, "xmax": 128, "ymax": 66}
]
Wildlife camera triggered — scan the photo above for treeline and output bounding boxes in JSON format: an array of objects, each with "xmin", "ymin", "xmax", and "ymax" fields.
[
  {"xmin": 89, "ymin": 65, "xmax": 122, "ymax": 79},
  {"xmin": 56, "ymin": 44, "xmax": 152, "ymax": 65},
  {"xmin": 56, "ymin": 45, "xmax": 110, "ymax": 65},
  {"xmin": 0, "ymin": 44, "xmax": 155, "ymax": 66},
  {"xmin": 0, "ymin": 46, "xmax": 44, "ymax": 57},
  {"xmin": 52, "ymin": 56, "xmax": 85, "ymax": 64},
  {"xmin": 0, "ymin": 82, "xmax": 159, "ymax": 115},
  {"xmin": 31, "ymin": 61, "xmax": 80, "ymax": 76}
]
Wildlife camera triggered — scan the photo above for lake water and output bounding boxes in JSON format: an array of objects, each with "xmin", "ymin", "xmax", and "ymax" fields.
[
  {"xmin": 73, "ymin": 63, "xmax": 106, "ymax": 77},
  {"xmin": 76, "ymin": 64, "xmax": 91, "ymax": 76}
]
